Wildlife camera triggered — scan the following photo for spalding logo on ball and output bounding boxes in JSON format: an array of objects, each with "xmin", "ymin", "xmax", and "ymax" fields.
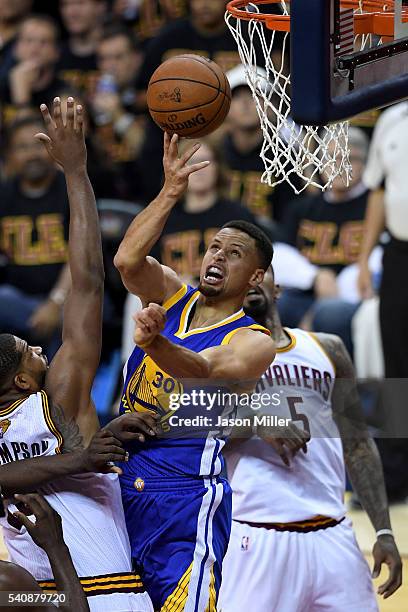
[{"xmin": 147, "ymin": 54, "xmax": 231, "ymax": 138}]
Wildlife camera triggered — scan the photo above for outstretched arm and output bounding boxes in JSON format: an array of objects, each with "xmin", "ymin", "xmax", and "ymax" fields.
[
  {"xmin": 39, "ymin": 98, "xmax": 104, "ymax": 444},
  {"xmin": 144, "ymin": 330, "xmax": 275, "ymax": 382},
  {"xmin": 114, "ymin": 133, "xmax": 209, "ymax": 305},
  {"xmin": 132, "ymin": 303, "xmax": 275, "ymax": 382},
  {"xmin": 0, "ymin": 412, "xmax": 159, "ymax": 496},
  {"xmin": 318, "ymin": 333, "xmax": 402, "ymax": 599},
  {"xmin": 0, "ymin": 429, "xmax": 128, "ymax": 497}
]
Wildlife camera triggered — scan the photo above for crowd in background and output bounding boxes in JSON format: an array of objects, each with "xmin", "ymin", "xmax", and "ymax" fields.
[{"xmin": 0, "ymin": 1, "xmax": 407, "ymax": 501}]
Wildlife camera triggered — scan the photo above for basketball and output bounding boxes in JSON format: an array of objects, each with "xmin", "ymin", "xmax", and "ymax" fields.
[{"xmin": 146, "ymin": 54, "xmax": 231, "ymax": 138}]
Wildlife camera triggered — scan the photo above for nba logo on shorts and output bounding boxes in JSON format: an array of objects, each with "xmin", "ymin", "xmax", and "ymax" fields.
[
  {"xmin": 241, "ymin": 536, "xmax": 249, "ymax": 551},
  {"xmin": 134, "ymin": 478, "xmax": 145, "ymax": 492}
]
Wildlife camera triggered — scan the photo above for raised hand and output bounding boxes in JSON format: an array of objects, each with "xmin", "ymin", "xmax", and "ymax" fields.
[
  {"xmin": 35, "ymin": 97, "xmax": 87, "ymax": 173},
  {"xmin": 162, "ymin": 132, "xmax": 210, "ymax": 199},
  {"xmin": 133, "ymin": 303, "xmax": 167, "ymax": 348}
]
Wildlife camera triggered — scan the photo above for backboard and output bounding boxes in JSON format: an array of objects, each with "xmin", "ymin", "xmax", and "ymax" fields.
[{"xmin": 291, "ymin": 0, "xmax": 408, "ymax": 124}]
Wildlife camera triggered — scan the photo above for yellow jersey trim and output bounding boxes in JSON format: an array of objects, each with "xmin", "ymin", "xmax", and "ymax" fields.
[
  {"xmin": 175, "ymin": 292, "xmax": 247, "ymax": 339},
  {"xmin": 163, "ymin": 284, "xmax": 188, "ymax": 311},
  {"xmin": 307, "ymin": 332, "xmax": 337, "ymax": 374},
  {"xmin": 221, "ymin": 324, "xmax": 271, "ymax": 345},
  {"xmin": 175, "ymin": 291, "xmax": 200, "ymax": 336},
  {"xmin": 40, "ymin": 391, "xmax": 63, "ymax": 453},
  {"xmin": 161, "ymin": 562, "xmax": 193, "ymax": 611},
  {"xmin": 276, "ymin": 329, "xmax": 297, "ymax": 353},
  {"xmin": 83, "ymin": 581, "xmax": 143, "ymax": 593},
  {"xmin": 38, "ymin": 572, "xmax": 144, "ymax": 596},
  {"xmin": 0, "ymin": 397, "xmax": 26, "ymax": 418}
]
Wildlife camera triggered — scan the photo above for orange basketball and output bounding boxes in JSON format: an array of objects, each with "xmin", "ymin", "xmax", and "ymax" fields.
[{"xmin": 146, "ymin": 54, "xmax": 231, "ymax": 138}]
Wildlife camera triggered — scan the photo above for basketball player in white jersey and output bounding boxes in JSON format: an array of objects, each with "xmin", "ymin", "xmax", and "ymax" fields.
[
  {"xmin": 0, "ymin": 98, "xmax": 153, "ymax": 612},
  {"xmin": 219, "ymin": 267, "xmax": 402, "ymax": 612}
]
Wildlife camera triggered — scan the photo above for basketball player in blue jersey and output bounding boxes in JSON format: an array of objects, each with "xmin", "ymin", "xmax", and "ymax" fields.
[
  {"xmin": 114, "ymin": 132, "xmax": 276, "ymax": 611},
  {"xmin": 219, "ymin": 267, "xmax": 402, "ymax": 611}
]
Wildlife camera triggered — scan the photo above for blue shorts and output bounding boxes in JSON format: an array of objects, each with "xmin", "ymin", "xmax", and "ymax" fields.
[{"xmin": 120, "ymin": 474, "xmax": 232, "ymax": 611}]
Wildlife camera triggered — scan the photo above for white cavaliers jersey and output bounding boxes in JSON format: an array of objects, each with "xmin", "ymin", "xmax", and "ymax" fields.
[
  {"xmin": 0, "ymin": 391, "xmax": 151, "ymax": 611},
  {"xmin": 225, "ymin": 328, "xmax": 346, "ymax": 523}
]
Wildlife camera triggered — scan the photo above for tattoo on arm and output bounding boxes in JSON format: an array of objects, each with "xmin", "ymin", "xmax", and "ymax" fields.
[
  {"xmin": 317, "ymin": 333, "xmax": 391, "ymax": 532},
  {"xmin": 317, "ymin": 332, "xmax": 365, "ymax": 424},
  {"xmin": 317, "ymin": 332, "xmax": 355, "ymax": 379},
  {"xmin": 343, "ymin": 436, "xmax": 391, "ymax": 531},
  {"xmin": 49, "ymin": 403, "xmax": 84, "ymax": 453}
]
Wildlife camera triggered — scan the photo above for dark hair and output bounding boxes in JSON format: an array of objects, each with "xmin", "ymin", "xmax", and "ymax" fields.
[
  {"xmin": 221, "ymin": 220, "xmax": 274, "ymax": 270},
  {"xmin": 100, "ymin": 23, "xmax": 141, "ymax": 52},
  {"xmin": 0, "ymin": 334, "xmax": 22, "ymax": 391}
]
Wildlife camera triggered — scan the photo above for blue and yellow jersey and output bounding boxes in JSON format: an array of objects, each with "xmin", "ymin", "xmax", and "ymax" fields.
[{"xmin": 119, "ymin": 284, "xmax": 269, "ymax": 479}]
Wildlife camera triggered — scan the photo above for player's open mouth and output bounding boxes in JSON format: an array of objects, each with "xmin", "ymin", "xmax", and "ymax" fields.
[{"xmin": 204, "ymin": 265, "xmax": 225, "ymax": 285}]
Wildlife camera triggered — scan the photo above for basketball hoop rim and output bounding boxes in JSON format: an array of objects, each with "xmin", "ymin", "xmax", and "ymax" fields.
[{"xmin": 226, "ymin": 0, "xmax": 408, "ymax": 36}]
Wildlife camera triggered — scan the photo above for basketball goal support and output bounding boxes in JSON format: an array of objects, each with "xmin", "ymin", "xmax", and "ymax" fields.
[
  {"xmin": 291, "ymin": 0, "xmax": 408, "ymax": 125},
  {"xmin": 225, "ymin": 0, "xmax": 408, "ymax": 191}
]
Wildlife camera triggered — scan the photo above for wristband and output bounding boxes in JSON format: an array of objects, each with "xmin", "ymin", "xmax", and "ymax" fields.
[{"xmin": 376, "ymin": 529, "xmax": 394, "ymax": 538}]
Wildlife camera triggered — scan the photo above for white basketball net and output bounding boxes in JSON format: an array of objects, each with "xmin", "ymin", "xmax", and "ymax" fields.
[{"xmin": 225, "ymin": 2, "xmax": 374, "ymax": 193}]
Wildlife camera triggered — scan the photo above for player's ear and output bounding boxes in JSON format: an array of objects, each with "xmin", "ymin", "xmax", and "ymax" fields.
[
  {"xmin": 274, "ymin": 283, "xmax": 282, "ymax": 302},
  {"xmin": 14, "ymin": 373, "xmax": 31, "ymax": 391},
  {"xmin": 249, "ymin": 268, "xmax": 265, "ymax": 288}
]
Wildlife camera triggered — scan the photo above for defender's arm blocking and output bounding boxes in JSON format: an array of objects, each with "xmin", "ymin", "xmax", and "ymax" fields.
[
  {"xmin": 38, "ymin": 98, "xmax": 104, "ymax": 444},
  {"xmin": 136, "ymin": 304, "xmax": 275, "ymax": 383}
]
